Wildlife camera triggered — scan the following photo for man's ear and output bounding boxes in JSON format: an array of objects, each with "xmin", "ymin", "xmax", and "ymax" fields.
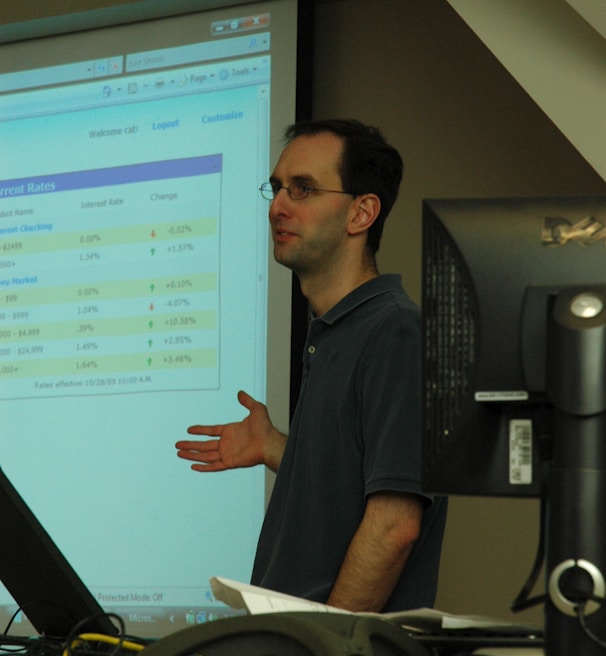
[{"xmin": 347, "ymin": 194, "xmax": 381, "ymax": 236}]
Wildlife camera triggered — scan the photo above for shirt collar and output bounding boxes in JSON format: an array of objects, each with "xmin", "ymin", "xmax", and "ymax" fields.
[{"xmin": 312, "ymin": 274, "xmax": 404, "ymax": 326}]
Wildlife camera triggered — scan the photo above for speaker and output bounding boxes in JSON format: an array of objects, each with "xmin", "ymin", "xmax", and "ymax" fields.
[{"xmin": 141, "ymin": 612, "xmax": 430, "ymax": 656}]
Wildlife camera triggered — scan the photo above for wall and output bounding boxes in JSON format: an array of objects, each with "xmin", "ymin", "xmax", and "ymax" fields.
[
  {"xmin": 312, "ymin": 0, "xmax": 606, "ymax": 625},
  {"xmin": 447, "ymin": 0, "xmax": 606, "ymax": 181}
]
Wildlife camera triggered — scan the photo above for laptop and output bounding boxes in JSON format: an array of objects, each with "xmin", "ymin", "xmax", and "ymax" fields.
[{"xmin": 0, "ymin": 466, "xmax": 117, "ymax": 638}]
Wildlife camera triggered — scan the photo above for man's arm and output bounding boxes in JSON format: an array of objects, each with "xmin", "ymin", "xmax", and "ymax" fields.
[{"xmin": 326, "ymin": 491, "xmax": 423, "ymax": 613}]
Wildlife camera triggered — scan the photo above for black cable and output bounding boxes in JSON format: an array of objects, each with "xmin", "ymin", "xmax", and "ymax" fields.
[
  {"xmin": 0, "ymin": 647, "xmax": 27, "ymax": 655},
  {"xmin": 576, "ymin": 601, "xmax": 606, "ymax": 649},
  {"xmin": 2, "ymin": 603, "xmax": 37, "ymax": 637},
  {"xmin": 62, "ymin": 613, "xmax": 125, "ymax": 656},
  {"xmin": 510, "ymin": 491, "xmax": 547, "ymax": 614},
  {"xmin": 1, "ymin": 604, "xmax": 44, "ymax": 654}
]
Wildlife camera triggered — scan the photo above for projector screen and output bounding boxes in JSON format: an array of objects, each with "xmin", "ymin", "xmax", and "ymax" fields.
[{"xmin": 0, "ymin": 0, "xmax": 299, "ymax": 638}]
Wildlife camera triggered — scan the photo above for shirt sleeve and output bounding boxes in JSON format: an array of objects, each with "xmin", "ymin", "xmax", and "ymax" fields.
[{"xmin": 359, "ymin": 302, "xmax": 429, "ymax": 501}]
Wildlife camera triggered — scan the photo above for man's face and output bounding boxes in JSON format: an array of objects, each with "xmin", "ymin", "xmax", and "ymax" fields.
[{"xmin": 268, "ymin": 132, "xmax": 355, "ymax": 276}]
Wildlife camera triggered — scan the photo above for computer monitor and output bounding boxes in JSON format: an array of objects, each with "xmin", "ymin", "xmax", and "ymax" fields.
[
  {"xmin": 421, "ymin": 195, "xmax": 606, "ymax": 497},
  {"xmin": 421, "ymin": 195, "xmax": 606, "ymax": 656},
  {"xmin": 0, "ymin": 466, "xmax": 117, "ymax": 638}
]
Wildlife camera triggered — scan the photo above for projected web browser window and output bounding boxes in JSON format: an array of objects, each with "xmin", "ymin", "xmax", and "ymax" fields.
[{"xmin": 0, "ymin": 1, "xmax": 295, "ymax": 639}]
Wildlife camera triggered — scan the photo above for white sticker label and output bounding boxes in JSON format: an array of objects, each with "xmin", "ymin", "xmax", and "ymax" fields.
[
  {"xmin": 475, "ymin": 391, "xmax": 529, "ymax": 402},
  {"xmin": 509, "ymin": 419, "xmax": 532, "ymax": 485}
]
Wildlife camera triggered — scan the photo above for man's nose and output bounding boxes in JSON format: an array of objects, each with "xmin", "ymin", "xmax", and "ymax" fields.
[{"xmin": 269, "ymin": 187, "xmax": 292, "ymax": 216}]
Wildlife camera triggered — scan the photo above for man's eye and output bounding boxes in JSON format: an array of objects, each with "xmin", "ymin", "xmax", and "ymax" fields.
[
  {"xmin": 270, "ymin": 182, "xmax": 282, "ymax": 195},
  {"xmin": 296, "ymin": 183, "xmax": 313, "ymax": 195}
]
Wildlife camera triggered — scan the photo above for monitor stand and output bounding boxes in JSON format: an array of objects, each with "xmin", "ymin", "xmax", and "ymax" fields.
[{"xmin": 544, "ymin": 286, "xmax": 606, "ymax": 656}]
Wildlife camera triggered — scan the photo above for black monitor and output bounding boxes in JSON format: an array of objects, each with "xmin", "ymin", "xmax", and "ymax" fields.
[
  {"xmin": 421, "ymin": 195, "xmax": 606, "ymax": 655},
  {"xmin": 0, "ymin": 466, "xmax": 117, "ymax": 638},
  {"xmin": 421, "ymin": 195, "xmax": 606, "ymax": 497}
]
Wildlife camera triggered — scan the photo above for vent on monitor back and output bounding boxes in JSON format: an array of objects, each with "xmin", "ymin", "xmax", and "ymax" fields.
[{"xmin": 422, "ymin": 210, "xmax": 477, "ymax": 468}]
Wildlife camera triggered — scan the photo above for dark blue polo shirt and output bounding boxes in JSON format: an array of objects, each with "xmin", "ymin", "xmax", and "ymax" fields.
[{"xmin": 251, "ymin": 274, "xmax": 447, "ymax": 611}]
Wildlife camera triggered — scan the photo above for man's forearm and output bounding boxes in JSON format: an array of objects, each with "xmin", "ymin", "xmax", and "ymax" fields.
[{"xmin": 326, "ymin": 491, "xmax": 423, "ymax": 613}]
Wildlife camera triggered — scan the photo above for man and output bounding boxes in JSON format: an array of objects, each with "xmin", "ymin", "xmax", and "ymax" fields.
[{"xmin": 175, "ymin": 118, "xmax": 447, "ymax": 613}]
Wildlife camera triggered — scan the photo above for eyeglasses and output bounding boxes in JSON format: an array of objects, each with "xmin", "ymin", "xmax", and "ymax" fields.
[{"xmin": 259, "ymin": 181, "xmax": 353, "ymax": 201}]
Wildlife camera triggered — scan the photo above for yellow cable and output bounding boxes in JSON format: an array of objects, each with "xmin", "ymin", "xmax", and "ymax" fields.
[{"xmin": 64, "ymin": 632, "xmax": 146, "ymax": 656}]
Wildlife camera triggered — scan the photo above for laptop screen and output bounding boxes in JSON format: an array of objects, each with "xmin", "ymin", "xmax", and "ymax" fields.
[{"xmin": 0, "ymin": 467, "xmax": 117, "ymax": 638}]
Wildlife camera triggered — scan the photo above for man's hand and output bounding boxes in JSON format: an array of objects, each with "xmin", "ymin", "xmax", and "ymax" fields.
[{"xmin": 175, "ymin": 390, "xmax": 286, "ymax": 473}]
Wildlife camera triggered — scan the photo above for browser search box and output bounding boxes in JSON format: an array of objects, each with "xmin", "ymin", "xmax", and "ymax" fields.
[{"xmin": 126, "ymin": 33, "xmax": 270, "ymax": 73}]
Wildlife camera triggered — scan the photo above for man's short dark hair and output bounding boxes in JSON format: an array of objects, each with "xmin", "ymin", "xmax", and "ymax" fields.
[{"xmin": 284, "ymin": 118, "xmax": 404, "ymax": 254}]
